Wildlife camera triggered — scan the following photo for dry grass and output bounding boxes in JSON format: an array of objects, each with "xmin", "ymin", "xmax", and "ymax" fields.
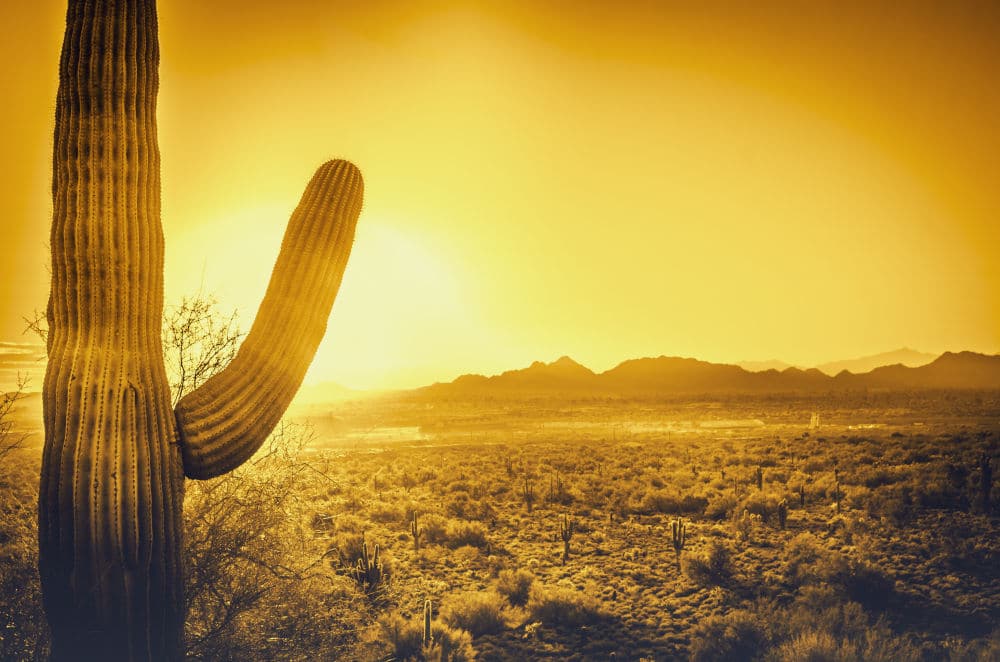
[{"xmin": 2, "ymin": 391, "xmax": 998, "ymax": 660}]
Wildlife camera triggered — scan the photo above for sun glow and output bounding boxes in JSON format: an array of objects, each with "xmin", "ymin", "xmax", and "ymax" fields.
[
  {"xmin": 1, "ymin": 1, "xmax": 998, "ymax": 392},
  {"xmin": 306, "ymin": 219, "xmax": 478, "ymax": 390}
]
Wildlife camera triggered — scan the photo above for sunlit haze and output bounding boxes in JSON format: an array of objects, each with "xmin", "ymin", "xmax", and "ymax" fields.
[{"xmin": 2, "ymin": 1, "xmax": 998, "ymax": 391}]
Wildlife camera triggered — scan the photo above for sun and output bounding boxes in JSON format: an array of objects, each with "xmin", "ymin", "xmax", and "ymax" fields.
[{"xmin": 303, "ymin": 217, "xmax": 470, "ymax": 390}]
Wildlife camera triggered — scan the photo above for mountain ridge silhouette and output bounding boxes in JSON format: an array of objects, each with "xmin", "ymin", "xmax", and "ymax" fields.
[{"xmin": 417, "ymin": 350, "xmax": 1000, "ymax": 396}]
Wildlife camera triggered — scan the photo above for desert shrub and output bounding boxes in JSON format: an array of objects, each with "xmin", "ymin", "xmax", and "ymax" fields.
[
  {"xmin": 444, "ymin": 493, "xmax": 495, "ymax": 521},
  {"xmin": 0, "ymin": 452, "xmax": 49, "ymax": 660},
  {"xmin": 857, "ymin": 466, "xmax": 902, "ymax": 489},
  {"xmin": 452, "ymin": 544, "xmax": 482, "ymax": 565},
  {"xmin": 915, "ymin": 475, "xmax": 969, "ymax": 511},
  {"xmin": 814, "ymin": 554, "xmax": 894, "ymax": 612},
  {"xmin": 334, "ymin": 513, "xmax": 369, "ymax": 534},
  {"xmin": 864, "ymin": 485, "xmax": 916, "ymax": 525},
  {"xmin": 638, "ymin": 489, "xmax": 707, "ymax": 516},
  {"xmin": 782, "ymin": 533, "xmax": 825, "ymax": 587},
  {"xmin": 782, "ymin": 589, "xmax": 868, "ymax": 642},
  {"xmin": 448, "ymin": 480, "xmax": 472, "ymax": 494},
  {"xmin": 444, "ymin": 520, "xmax": 490, "ymax": 549},
  {"xmin": 526, "ymin": 583, "xmax": 607, "ymax": 628},
  {"xmin": 772, "ymin": 629, "xmax": 851, "ymax": 662},
  {"xmin": 739, "ymin": 492, "xmax": 782, "ymax": 524},
  {"xmin": 688, "ymin": 609, "xmax": 769, "ymax": 662},
  {"xmin": 331, "ymin": 531, "xmax": 367, "ymax": 569},
  {"xmin": 855, "ymin": 620, "xmax": 925, "ymax": 662},
  {"xmin": 495, "ymin": 568, "xmax": 536, "ymax": 607},
  {"xmin": 378, "ymin": 611, "xmax": 476, "ymax": 662},
  {"xmin": 439, "ymin": 590, "xmax": 516, "ymax": 637},
  {"xmin": 420, "ymin": 514, "xmax": 450, "ymax": 545},
  {"xmin": 683, "ymin": 540, "xmax": 734, "ymax": 586},
  {"xmin": 704, "ymin": 492, "xmax": 738, "ymax": 520},
  {"xmin": 947, "ymin": 629, "xmax": 1000, "ymax": 662},
  {"xmin": 369, "ymin": 500, "xmax": 407, "ymax": 523},
  {"xmin": 185, "ymin": 425, "xmax": 372, "ymax": 659}
]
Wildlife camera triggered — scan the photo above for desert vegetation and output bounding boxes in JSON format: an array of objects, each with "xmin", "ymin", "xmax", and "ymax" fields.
[{"xmin": 4, "ymin": 337, "xmax": 998, "ymax": 660}]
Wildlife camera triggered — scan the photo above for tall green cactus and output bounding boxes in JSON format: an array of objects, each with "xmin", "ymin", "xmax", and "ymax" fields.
[{"xmin": 39, "ymin": 1, "xmax": 363, "ymax": 659}]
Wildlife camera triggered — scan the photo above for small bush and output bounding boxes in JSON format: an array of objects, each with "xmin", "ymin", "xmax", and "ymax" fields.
[
  {"xmin": 683, "ymin": 541, "xmax": 734, "ymax": 586},
  {"xmin": 440, "ymin": 590, "xmax": 516, "ymax": 637},
  {"xmin": 421, "ymin": 514, "xmax": 450, "ymax": 545},
  {"xmin": 638, "ymin": 489, "xmax": 707, "ymax": 516},
  {"xmin": 378, "ymin": 611, "xmax": 476, "ymax": 662},
  {"xmin": 495, "ymin": 569, "xmax": 535, "ymax": 607},
  {"xmin": 688, "ymin": 609, "xmax": 769, "ymax": 662},
  {"xmin": 445, "ymin": 520, "xmax": 490, "ymax": 549},
  {"xmin": 704, "ymin": 493, "xmax": 737, "ymax": 520},
  {"xmin": 526, "ymin": 583, "xmax": 607, "ymax": 628},
  {"xmin": 773, "ymin": 629, "xmax": 850, "ymax": 662},
  {"xmin": 369, "ymin": 501, "xmax": 407, "ymax": 524},
  {"xmin": 739, "ymin": 492, "xmax": 782, "ymax": 524}
]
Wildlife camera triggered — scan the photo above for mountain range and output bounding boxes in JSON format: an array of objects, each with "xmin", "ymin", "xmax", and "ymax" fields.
[
  {"xmin": 418, "ymin": 350, "xmax": 1000, "ymax": 397},
  {"xmin": 736, "ymin": 348, "xmax": 938, "ymax": 376}
]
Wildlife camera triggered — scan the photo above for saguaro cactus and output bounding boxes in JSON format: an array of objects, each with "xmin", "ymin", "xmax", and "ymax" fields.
[
  {"xmin": 39, "ymin": 1, "xmax": 363, "ymax": 659},
  {"xmin": 671, "ymin": 517, "xmax": 686, "ymax": 569},
  {"xmin": 560, "ymin": 514, "xmax": 574, "ymax": 564},
  {"xmin": 411, "ymin": 512, "xmax": 421, "ymax": 551}
]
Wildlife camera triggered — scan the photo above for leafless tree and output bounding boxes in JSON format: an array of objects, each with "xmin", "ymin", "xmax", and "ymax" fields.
[
  {"xmin": 162, "ymin": 295, "xmax": 242, "ymax": 406},
  {"xmin": 0, "ymin": 374, "xmax": 31, "ymax": 461},
  {"xmin": 160, "ymin": 295, "xmax": 360, "ymax": 659}
]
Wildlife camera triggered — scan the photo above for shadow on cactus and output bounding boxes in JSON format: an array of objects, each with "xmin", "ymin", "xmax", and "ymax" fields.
[{"xmin": 39, "ymin": 0, "xmax": 363, "ymax": 658}]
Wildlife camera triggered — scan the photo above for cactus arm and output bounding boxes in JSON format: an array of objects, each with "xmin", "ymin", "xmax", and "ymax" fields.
[{"xmin": 174, "ymin": 160, "xmax": 363, "ymax": 479}]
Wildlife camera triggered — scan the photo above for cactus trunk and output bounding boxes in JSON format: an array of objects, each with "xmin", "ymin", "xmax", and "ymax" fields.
[
  {"xmin": 40, "ymin": 2, "xmax": 183, "ymax": 657},
  {"xmin": 39, "ymin": 1, "xmax": 362, "ymax": 659}
]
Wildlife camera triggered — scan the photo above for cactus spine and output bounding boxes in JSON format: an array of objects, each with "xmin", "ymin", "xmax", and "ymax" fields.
[
  {"xmin": 560, "ymin": 514, "xmax": 574, "ymax": 563},
  {"xmin": 671, "ymin": 518, "xmax": 686, "ymax": 569},
  {"xmin": 39, "ymin": 1, "xmax": 362, "ymax": 658}
]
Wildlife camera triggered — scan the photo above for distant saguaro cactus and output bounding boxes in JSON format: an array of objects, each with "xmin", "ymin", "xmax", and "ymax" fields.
[
  {"xmin": 422, "ymin": 598, "xmax": 434, "ymax": 651},
  {"xmin": 39, "ymin": 1, "xmax": 363, "ymax": 659},
  {"xmin": 671, "ymin": 518, "xmax": 686, "ymax": 569},
  {"xmin": 523, "ymin": 476, "xmax": 535, "ymax": 512},
  {"xmin": 411, "ymin": 512, "xmax": 421, "ymax": 551},
  {"xmin": 560, "ymin": 514, "xmax": 574, "ymax": 563}
]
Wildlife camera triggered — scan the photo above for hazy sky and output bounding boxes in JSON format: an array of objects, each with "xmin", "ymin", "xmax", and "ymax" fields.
[{"xmin": 1, "ymin": 0, "xmax": 998, "ymax": 391}]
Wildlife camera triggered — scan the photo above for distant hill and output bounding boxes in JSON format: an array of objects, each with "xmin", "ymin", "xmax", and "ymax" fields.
[
  {"xmin": 737, "ymin": 359, "xmax": 798, "ymax": 372},
  {"xmin": 814, "ymin": 347, "xmax": 937, "ymax": 376},
  {"xmin": 418, "ymin": 351, "xmax": 1000, "ymax": 397}
]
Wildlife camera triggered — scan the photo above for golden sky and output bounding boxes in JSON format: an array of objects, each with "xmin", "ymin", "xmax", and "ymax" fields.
[{"xmin": 1, "ymin": 0, "xmax": 998, "ymax": 391}]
